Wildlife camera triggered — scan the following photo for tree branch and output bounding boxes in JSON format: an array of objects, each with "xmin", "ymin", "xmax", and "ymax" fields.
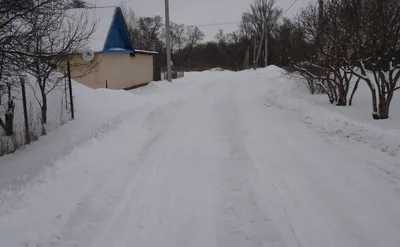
[{"xmin": 293, "ymin": 64, "xmax": 330, "ymax": 93}]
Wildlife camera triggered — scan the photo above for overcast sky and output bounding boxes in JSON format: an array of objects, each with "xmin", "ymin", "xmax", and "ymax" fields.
[{"xmin": 88, "ymin": 0, "xmax": 311, "ymax": 41}]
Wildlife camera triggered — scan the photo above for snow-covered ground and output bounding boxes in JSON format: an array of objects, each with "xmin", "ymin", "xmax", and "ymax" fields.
[
  {"xmin": 0, "ymin": 77, "xmax": 70, "ymax": 155},
  {"xmin": 295, "ymin": 74, "xmax": 400, "ymax": 132},
  {"xmin": 1, "ymin": 67, "xmax": 400, "ymax": 247}
]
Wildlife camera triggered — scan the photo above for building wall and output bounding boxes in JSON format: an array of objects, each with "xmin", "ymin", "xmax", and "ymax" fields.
[
  {"xmin": 70, "ymin": 53, "xmax": 154, "ymax": 89},
  {"xmin": 69, "ymin": 54, "xmax": 102, "ymax": 88}
]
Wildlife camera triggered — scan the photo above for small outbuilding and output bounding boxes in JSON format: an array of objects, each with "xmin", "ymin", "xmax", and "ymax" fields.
[{"xmin": 68, "ymin": 7, "xmax": 157, "ymax": 89}]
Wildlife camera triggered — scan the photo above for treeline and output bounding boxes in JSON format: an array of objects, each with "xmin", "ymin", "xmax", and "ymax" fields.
[
  {"xmin": 123, "ymin": 0, "xmax": 301, "ymax": 71},
  {"xmin": 127, "ymin": 0, "xmax": 400, "ymax": 120},
  {"xmin": 122, "ymin": 9, "xmax": 205, "ymax": 70}
]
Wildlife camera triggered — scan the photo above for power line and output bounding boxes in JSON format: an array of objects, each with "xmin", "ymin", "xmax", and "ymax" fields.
[
  {"xmin": 95, "ymin": 0, "xmax": 298, "ymax": 27},
  {"xmin": 282, "ymin": 0, "xmax": 299, "ymax": 15},
  {"xmin": 91, "ymin": 0, "xmax": 135, "ymax": 8},
  {"xmin": 193, "ymin": 21, "xmax": 241, "ymax": 27},
  {"xmin": 190, "ymin": 0, "xmax": 300, "ymax": 27}
]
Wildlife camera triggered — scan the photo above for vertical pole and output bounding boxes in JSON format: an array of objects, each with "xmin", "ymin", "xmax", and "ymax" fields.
[
  {"xmin": 64, "ymin": 78, "xmax": 68, "ymax": 110},
  {"xmin": 243, "ymin": 47, "xmax": 249, "ymax": 70},
  {"xmin": 253, "ymin": 37, "xmax": 257, "ymax": 70},
  {"xmin": 265, "ymin": 25, "xmax": 268, "ymax": 67},
  {"xmin": 318, "ymin": 0, "xmax": 324, "ymax": 66},
  {"xmin": 165, "ymin": 0, "xmax": 172, "ymax": 82},
  {"xmin": 67, "ymin": 61, "xmax": 74, "ymax": 120},
  {"xmin": 20, "ymin": 77, "xmax": 30, "ymax": 144}
]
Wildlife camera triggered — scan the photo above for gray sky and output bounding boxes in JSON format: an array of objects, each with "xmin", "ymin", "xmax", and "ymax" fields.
[{"xmin": 89, "ymin": 0, "xmax": 311, "ymax": 41}]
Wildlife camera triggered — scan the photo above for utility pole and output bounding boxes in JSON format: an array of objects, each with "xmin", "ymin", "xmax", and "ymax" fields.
[
  {"xmin": 264, "ymin": 25, "xmax": 268, "ymax": 67},
  {"xmin": 255, "ymin": 25, "xmax": 265, "ymax": 66},
  {"xmin": 253, "ymin": 37, "xmax": 257, "ymax": 70},
  {"xmin": 243, "ymin": 46, "xmax": 249, "ymax": 70},
  {"xmin": 165, "ymin": 0, "xmax": 172, "ymax": 82},
  {"xmin": 67, "ymin": 61, "xmax": 74, "ymax": 120}
]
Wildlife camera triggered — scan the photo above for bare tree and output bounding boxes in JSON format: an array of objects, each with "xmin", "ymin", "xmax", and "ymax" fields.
[
  {"xmin": 181, "ymin": 26, "xmax": 204, "ymax": 65},
  {"xmin": 214, "ymin": 29, "xmax": 227, "ymax": 43},
  {"xmin": 241, "ymin": 0, "xmax": 282, "ymax": 66},
  {"xmin": 290, "ymin": 0, "xmax": 360, "ymax": 105},
  {"xmin": 0, "ymin": 77, "xmax": 15, "ymax": 136},
  {"xmin": 167, "ymin": 22, "xmax": 187, "ymax": 67},
  {"xmin": 291, "ymin": 3, "xmax": 338, "ymax": 103},
  {"xmin": 16, "ymin": 4, "xmax": 96, "ymax": 134},
  {"xmin": 0, "ymin": 0, "xmax": 62, "ymax": 136},
  {"xmin": 131, "ymin": 16, "xmax": 164, "ymax": 51},
  {"xmin": 346, "ymin": 0, "xmax": 400, "ymax": 119},
  {"xmin": 121, "ymin": 6, "xmax": 137, "ymax": 37}
]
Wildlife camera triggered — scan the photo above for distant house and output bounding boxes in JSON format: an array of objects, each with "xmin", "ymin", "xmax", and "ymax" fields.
[{"xmin": 67, "ymin": 7, "xmax": 158, "ymax": 90}]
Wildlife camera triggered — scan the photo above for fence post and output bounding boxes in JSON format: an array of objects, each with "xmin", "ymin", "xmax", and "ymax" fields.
[
  {"xmin": 106, "ymin": 80, "xmax": 108, "ymax": 88},
  {"xmin": 67, "ymin": 61, "xmax": 74, "ymax": 120},
  {"xmin": 20, "ymin": 77, "xmax": 30, "ymax": 144},
  {"xmin": 64, "ymin": 78, "xmax": 68, "ymax": 110}
]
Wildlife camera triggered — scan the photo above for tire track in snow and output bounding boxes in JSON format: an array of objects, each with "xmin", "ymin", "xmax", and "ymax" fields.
[
  {"xmin": 0, "ymin": 103, "xmax": 151, "ymax": 208},
  {"xmin": 0, "ymin": 99, "xmax": 184, "ymax": 247},
  {"xmin": 264, "ymin": 87, "xmax": 400, "ymax": 158},
  {"xmin": 215, "ymin": 93, "xmax": 285, "ymax": 247},
  {"xmin": 231, "ymin": 81, "xmax": 400, "ymax": 247},
  {"xmin": 263, "ymin": 94, "xmax": 400, "ymax": 194},
  {"xmin": 88, "ymin": 90, "xmax": 222, "ymax": 247},
  {"xmin": 46, "ymin": 100, "xmax": 184, "ymax": 247}
]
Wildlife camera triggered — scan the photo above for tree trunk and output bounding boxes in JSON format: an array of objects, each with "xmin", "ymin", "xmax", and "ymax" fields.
[
  {"xmin": 255, "ymin": 26, "xmax": 265, "ymax": 66},
  {"xmin": 371, "ymin": 88, "xmax": 379, "ymax": 119},
  {"xmin": 4, "ymin": 99, "xmax": 15, "ymax": 136},
  {"xmin": 20, "ymin": 77, "xmax": 30, "ymax": 144},
  {"xmin": 308, "ymin": 79, "xmax": 315, "ymax": 95},
  {"xmin": 336, "ymin": 96, "xmax": 346, "ymax": 106},
  {"xmin": 323, "ymin": 79, "xmax": 335, "ymax": 104},
  {"xmin": 349, "ymin": 78, "xmax": 360, "ymax": 106},
  {"xmin": 5, "ymin": 112, "xmax": 13, "ymax": 136},
  {"xmin": 336, "ymin": 84, "xmax": 347, "ymax": 106},
  {"xmin": 378, "ymin": 100, "xmax": 389, "ymax": 119},
  {"xmin": 41, "ymin": 91, "xmax": 47, "ymax": 135},
  {"xmin": 1, "ymin": 84, "xmax": 15, "ymax": 136},
  {"xmin": 377, "ymin": 90, "xmax": 394, "ymax": 120},
  {"xmin": 330, "ymin": 81, "xmax": 338, "ymax": 104}
]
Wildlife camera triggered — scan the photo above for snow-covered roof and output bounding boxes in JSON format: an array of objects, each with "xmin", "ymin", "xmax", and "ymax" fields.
[
  {"xmin": 134, "ymin": 49, "xmax": 158, "ymax": 55},
  {"xmin": 64, "ymin": 7, "xmax": 117, "ymax": 52}
]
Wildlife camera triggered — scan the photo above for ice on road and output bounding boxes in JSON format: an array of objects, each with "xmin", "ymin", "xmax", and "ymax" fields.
[{"xmin": 1, "ymin": 68, "xmax": 400, "ymax": 247}]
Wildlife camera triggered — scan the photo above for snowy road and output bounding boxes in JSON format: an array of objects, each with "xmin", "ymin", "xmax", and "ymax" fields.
[{"xmin": 1, "ymin": 69, "xmax": 400, "ymax": 247}]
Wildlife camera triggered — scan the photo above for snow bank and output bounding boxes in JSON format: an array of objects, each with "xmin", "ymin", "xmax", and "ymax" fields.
[
  {"xmin": 256, "ymin": 66, "xmax": 400, "ymax": 157},
  {"xmin": 0, "ymin": 74, "xmax": 203, "ymax": 192},
  {"xmin": 207, "ymin": 67, "xmax": 225, "ymax": 72},
  {"xmin": 302, "ymin": 80, "xmax": 400, "ymax": 131},
  {"xmin": 0, "ymin": 82, "xmax": 142, "ymax": 189}
]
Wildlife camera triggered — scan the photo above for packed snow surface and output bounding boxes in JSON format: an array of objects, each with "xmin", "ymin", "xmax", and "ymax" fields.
[{"xmin": 1, "ymin": 67, "xmax": 400, "ymax": 247}]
